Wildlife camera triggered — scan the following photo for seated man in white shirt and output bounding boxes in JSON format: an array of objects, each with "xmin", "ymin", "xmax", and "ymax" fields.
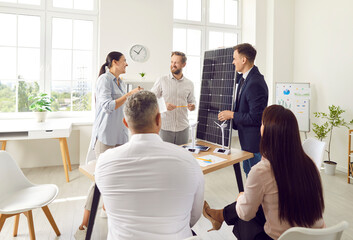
[{"xmin": 95, "ymin": 90, "xmax": 204, "ymax": 240}]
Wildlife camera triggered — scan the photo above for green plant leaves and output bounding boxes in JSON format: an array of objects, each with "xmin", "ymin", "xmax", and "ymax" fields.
[
  {"xmin": 312, "ymin": 122, "xmax": 330, "ymax": 141},
  {"xmin": 312, "ymin": 105, "xmax": 353, "ymax": 163},
  {"xmin": 28, "ymin": 92, "xmax": 54, "ymax": 112}
]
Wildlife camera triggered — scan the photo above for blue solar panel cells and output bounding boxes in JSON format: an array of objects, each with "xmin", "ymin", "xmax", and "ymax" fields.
[{"xmin": 196, "ymin": 47, "xmax": 236, "ymax": 147}]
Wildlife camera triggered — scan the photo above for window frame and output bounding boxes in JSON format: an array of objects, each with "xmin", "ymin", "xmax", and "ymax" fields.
[
  {"xmin": 206, "ymin": 0, "xmax": 241, "ymax": 28},
  {"xmin": 173, "ymin": 0, "xmax": 241, "ymax": 122},
  {"xmin": 0, "ymin": 0, "xmax": 45, "ymax": 11},
  {"xmin": 206, "ymin": 26, "xmax": 241, "ymax": 50},
  {"xmin": 173, "ymin": 0, "xmax": 242, "ymax": 72},
  {"xmin": 47, "ymin": 0, "xmax": 99, "ymax": 16},
  {"xmin": 0, "ymin": 6, "xmax": 45, "ymax": 115},
  {"xmin": 0, "ymin": 0, "xmax": 98, "ymax": 118},
  {"xmin": 46, "ymin": 11, "xmax": 98, "ymax": 115}
]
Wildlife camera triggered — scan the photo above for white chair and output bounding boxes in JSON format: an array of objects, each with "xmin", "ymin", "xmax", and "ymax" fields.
[
  {"xmin": 278, "ymin": 221, "xmax": 349, "ymax": 240},
  {"xmin": 0, "ymin": 151, "xmax": 60, "ymax": 239},
  {"xmin": 302, "ymin": 138, "xmax": 326, "ymax": 170}
]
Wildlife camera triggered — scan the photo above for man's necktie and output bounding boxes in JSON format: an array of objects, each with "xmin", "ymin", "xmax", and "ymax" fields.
[{"xmin": 235, "ymin": 77, "xmax": 245, "ymax": 110}]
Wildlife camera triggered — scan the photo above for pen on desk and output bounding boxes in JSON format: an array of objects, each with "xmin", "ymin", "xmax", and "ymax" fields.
[{"xmin": 196, "ymin": 157, "xmax": 212, "ymax": 163}]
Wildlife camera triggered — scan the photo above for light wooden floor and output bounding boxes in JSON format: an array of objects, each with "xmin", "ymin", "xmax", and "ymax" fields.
[{"xmin": 0, "ymin": 164, "xmax": 352, "ymax": 240}]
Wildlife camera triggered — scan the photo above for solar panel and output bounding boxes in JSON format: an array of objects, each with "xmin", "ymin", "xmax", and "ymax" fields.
[{"xmin": 196, "ymin": 47, "xmax": 236, "ymax": 148}]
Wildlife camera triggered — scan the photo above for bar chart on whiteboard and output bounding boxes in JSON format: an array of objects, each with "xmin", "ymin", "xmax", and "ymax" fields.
[{"xmin": 275, "ymin": 83, "xmax": 311, "ymax": 132}]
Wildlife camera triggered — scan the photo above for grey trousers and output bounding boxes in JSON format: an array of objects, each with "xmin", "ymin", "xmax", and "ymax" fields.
[
  {"xmin": 84, "ymin": 140, "xmax": 120, "ymax": 211},
  {"xmin": 160, "ymin": 127, "xmax": 189, "ymax": 145}
]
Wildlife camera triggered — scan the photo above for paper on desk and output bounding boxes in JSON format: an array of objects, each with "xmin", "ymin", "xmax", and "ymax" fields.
[
  {"xmin": 196, "ymin": 154, "xmax": 227, "ymax": 167},
  {"xmin": 157, "ymin": 97, "xmax": 167, "ymax": 113}
]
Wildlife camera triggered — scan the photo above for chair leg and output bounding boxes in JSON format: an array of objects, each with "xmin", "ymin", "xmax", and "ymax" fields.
[
  {"xmin": 0, "ymin": 214, "xmax": 7, "ymax": 231},
  {"xmin": 13, "ymin": 214, "xmax": 20, "ymax": 236},
  {"xmin": 42, "ymin": 206, "xmax": 61, "ymax": 236},
  {"xmin": 0, "ymin": 213, "xmax": 19, "ymax": 232},
  {"xmin": 24, "ymin": 210, "xmax": 35, "ymax": 240}
]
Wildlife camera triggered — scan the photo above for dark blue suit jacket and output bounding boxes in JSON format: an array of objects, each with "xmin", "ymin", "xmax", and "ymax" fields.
[{"xmin": 232, "ymin": 66, "xmax": 268, "ymax": 153}]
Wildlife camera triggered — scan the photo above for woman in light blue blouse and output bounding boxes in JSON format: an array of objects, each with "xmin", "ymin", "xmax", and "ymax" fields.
[
  {"xmin": 91, "ymin": 51, "xmax": 140, "ymax": 155},
  {"xmin": 76, "ymin": 52, "xmax": 140, "ymax": 238}
]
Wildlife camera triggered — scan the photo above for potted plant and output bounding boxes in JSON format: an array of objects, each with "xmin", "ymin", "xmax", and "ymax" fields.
[
  {"xmin": 28, "ymin": 92, "xmax": 54, "ymax": 122},
  {"xmin": 312, "ymin": 105, "xmax": 353, "ymax": 175},
  {"xmin": 139, "ymin": 72, "xmax": 146, "ymax": 80}
]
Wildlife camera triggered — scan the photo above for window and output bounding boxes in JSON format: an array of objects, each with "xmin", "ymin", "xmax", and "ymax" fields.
[
  {"xmin": 0, "ymin": 11, "xmax": 42, "ymax": 113},
  {"xmin": 208, "ymin": 30, "xmax": 238, "ymax": 50},
  {"xmin": 173, "ymin": 0, "xmax": 240, "ymax": 121},
  {"xmin": 173, "ymin": 0, "xmax": 201, "ymax": 22},
  {"xmin": 0, "ymin": 0, "xmax": 97, "ymax": 114},
  {"xmin": 0, "ymin": 0, "xmax": 40, "ymax": 5},
  {"xmin": 209, "ymin": 0, "xmax": 238, "ymax": 25},
  {"xmin": 52, "ymin": 0, "xmax": 94, "ymax": 11},
  {"xmin": 50, "ymin": 17, "xmax": 94, "ymax": 111},
  {"xmin": 173, "ymin": 26, "xmax": 202, "ymax": 109}
]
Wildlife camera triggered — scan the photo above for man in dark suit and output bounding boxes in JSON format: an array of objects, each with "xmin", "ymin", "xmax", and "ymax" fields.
[{"xmin": 218, "ymin": 43, "xmax": 268, "ymax": 176}]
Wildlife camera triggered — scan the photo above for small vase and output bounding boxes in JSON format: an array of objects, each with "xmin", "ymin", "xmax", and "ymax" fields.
[{"xmin": 35, "ymin": 111, "xmax": 48, "ymax": 122}]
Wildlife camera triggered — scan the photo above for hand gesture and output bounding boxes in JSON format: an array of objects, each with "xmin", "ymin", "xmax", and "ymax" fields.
[
  {"xmin": 166, "ymin": 103, "xmax": 176, "ymax": 111},
  {"xmin": 218, "ymin": 110, "xmax": 234, "ymax": 121},
  {"xmin": 187, "ymin": 103, "xmax": 195, "ymax": 111},
  {"xmin": 129, "ymin": 86, "xmax": 143, "ymax": 96}
]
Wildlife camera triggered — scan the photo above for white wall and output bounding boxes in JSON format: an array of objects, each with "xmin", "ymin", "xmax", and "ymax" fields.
[
  {"xmin": 242, "ymin": 0, "xmax": 294, "ymax": 104},
  {"xmin": 293, "ymin": 0, "xmax": 353, "ymax": 171},
  {"xmin": 99, "ymin": 0, "xmax": 173, "ymax": 85},
  {"xmin": 248, "ymin": 0, "xmax": 352, "ymax": 171}
]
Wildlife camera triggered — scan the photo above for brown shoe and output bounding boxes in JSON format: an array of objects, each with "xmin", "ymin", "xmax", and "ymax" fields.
[{"xmin": 203, "ymin": 201, "xmax": 222, "ymax": 232}]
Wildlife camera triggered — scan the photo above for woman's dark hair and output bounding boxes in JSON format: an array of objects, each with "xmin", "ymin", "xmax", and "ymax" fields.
[
  {"xmin": 98, "ymin": 51, "xmax": 123, "ymax": 77},
  {"xmin": 260, "ymin": 105, "xmax": 324, "ymax": 227}
]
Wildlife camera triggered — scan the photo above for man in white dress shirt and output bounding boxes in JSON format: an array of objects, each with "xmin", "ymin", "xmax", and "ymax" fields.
[
  {"xmin": 151, "ymin": 51, "xmax": 196, "ymax": 145},
  {"xmin": 95, "ymin": 90, "xmax": 204, "ymax": 240}
]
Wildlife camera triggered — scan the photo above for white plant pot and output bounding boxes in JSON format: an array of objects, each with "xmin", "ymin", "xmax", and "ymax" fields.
[
  {"xmin": 323, "ymin": 161, "xmax": 337, "ymax": 175},
  {"xmin": 35, "ymin": 111, "xmax": 48, "ymax": 122}
]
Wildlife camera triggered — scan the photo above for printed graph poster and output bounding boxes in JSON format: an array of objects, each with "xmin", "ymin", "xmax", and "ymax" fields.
[{"xmin": 275, "ymin": 83, "xmax": 310, "ymax": 132}]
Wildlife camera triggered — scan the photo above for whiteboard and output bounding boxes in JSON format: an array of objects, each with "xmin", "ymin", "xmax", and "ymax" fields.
[{"xmin": 275, "ymin": 83, "xmax": 310, "ymax": 132}]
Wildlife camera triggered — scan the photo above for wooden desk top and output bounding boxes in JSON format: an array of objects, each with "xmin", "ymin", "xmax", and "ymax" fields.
[
  {"xmin": 193, "ymin": 141, "xmax": 253, "ymax": 174},
  {"xmin": 79, "ymin": 140, "xmax": 253, "ymax": 181}
]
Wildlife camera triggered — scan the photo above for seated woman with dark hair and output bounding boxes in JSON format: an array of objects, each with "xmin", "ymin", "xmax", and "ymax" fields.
[{"xmin": 203, "ymin": 104, "xmax": 325, "ymax": 240}]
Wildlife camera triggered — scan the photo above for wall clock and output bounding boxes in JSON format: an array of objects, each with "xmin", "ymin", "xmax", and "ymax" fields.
[{"xmin": 129, "ymin": 44, "xmax": 148, "ymax": 62}]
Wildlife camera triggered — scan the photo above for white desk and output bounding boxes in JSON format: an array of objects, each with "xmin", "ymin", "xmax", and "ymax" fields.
[{"xmin": 0, "ymin": 119, "xmax": 73, "ymax": 182}]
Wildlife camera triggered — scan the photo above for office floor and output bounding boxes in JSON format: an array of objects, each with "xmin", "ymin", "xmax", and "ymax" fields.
[{"xmin": 0, "ymin": 164, "xmax": 353, "ymax": 240}]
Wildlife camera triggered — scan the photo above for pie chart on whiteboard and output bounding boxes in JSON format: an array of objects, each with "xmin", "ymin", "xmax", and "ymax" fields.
[{"xmin": 283, "ymin": 89, "xmax": 290, "ymax": 95}]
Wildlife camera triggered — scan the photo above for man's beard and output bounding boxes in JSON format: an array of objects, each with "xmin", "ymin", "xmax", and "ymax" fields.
[{"xmin": 172, "ymin": 69, "xmax": 181, "ymax": 75}]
